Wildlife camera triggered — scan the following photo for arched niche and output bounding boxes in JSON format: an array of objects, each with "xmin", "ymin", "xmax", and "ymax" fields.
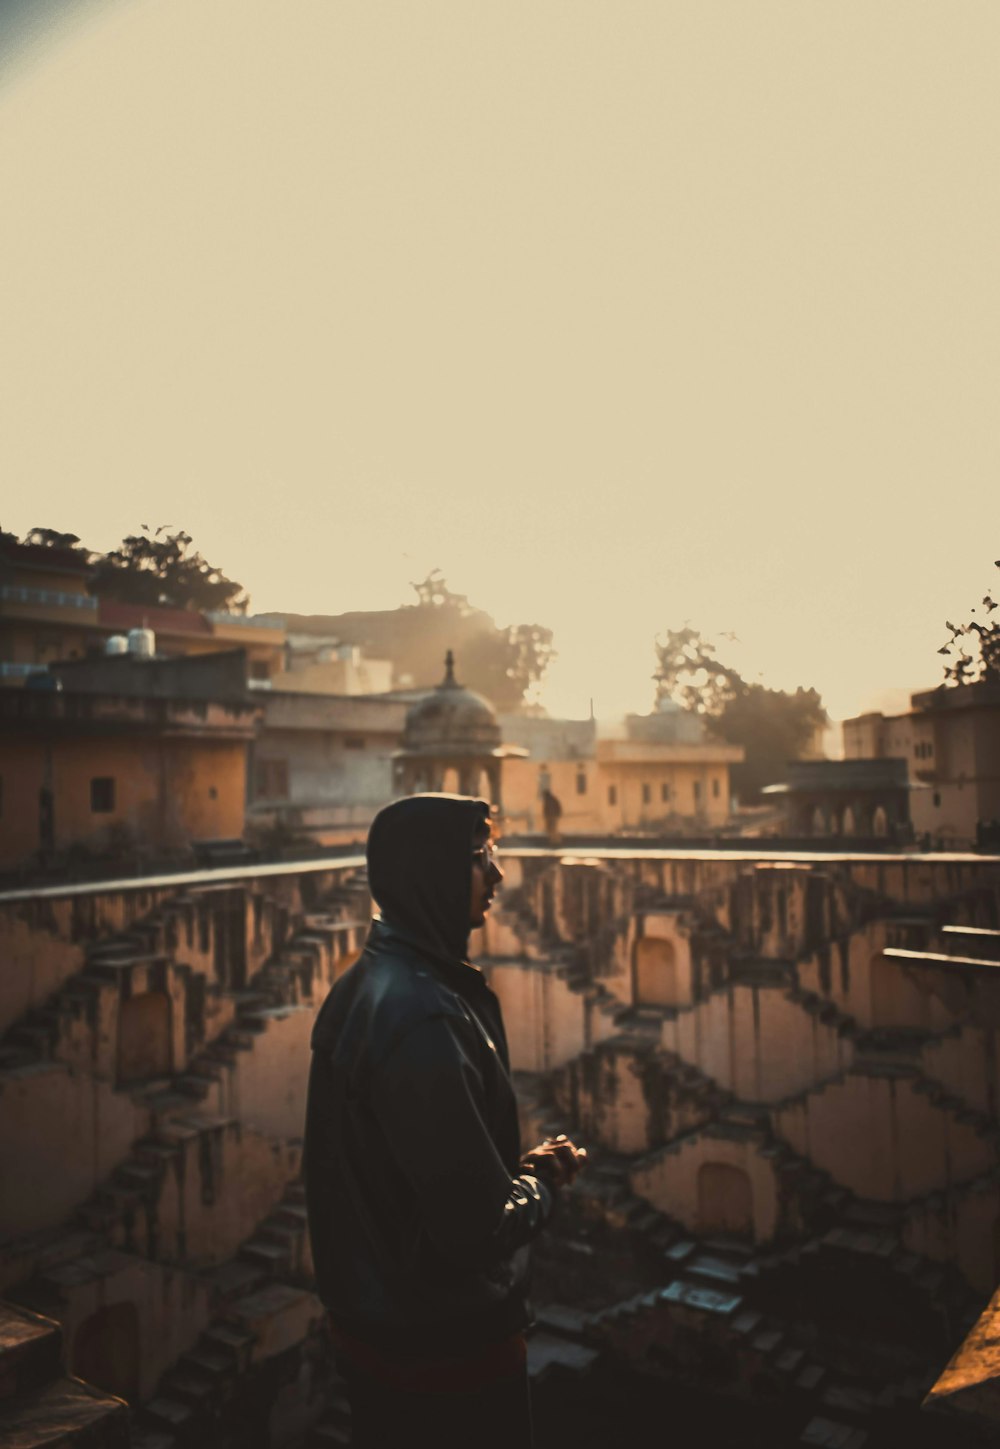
[
  {"xmin": 72, "ymin": 1301, "xmax": 141, "ymax": 1403},
  {"xmin": 635, "ymin": 936, "xmax": 678, "ymax": 1008},
  {"xmin": 118, "ymin": 989, "xmax": 172, "ymax": 1084},
  {"xmin": 810, "ymin": 806, "xmax": 826, "ymax": 836},
  {"xmin": 873, "ymin": 806, "xmax": 889, "ymax": 838},
  {"xmin": 697, "ymin": 1161, "xmax": 754, "ymax": 1238},
  {"xmin": 842, "ymin": 806, "xmax": 856, "ymax": 837}
]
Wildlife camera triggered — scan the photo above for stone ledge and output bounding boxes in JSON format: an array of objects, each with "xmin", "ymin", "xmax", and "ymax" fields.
[
  {"xmin": 0, "ymin": 1375, "xmax": 130, "ymax": 1448},
  {"xmin": 925, "ymin": 1282, "xmax": 1000, "ymax": 1428}
]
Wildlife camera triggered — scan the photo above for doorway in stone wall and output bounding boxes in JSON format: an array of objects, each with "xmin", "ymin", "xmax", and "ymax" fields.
[
  {"xmin": 118, "ymin": 989, "xmax": 172, "ymax": 1083},
  {"xmin": 634, "ymin": 935, "xmax": 677, "ymax": 1007},
  {"xmin": 697, "ymin": 1161, "xmax": 754, "ymax": 1238},
  {"xmin": 73, "ymin": 1301, "xmax": 141, "ymax": 1402}
]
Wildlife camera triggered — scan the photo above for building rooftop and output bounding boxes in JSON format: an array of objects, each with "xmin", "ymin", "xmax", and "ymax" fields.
[{"xmin": 764, "ymin": 758, "xmax": 911, "ymax": 795}]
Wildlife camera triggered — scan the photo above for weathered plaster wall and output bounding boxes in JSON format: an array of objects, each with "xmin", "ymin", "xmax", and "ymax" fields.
[
  {"xmin": 631, "ymin": 1132, "xmax": 782, "ymax": 1244},
  {"xmin": 775, "ymin": 1073, "xmax": 995, "ymax": 1202},
  {"xmin": 0, "ymin": 1063, "xmax": 148, "ymax": 1240},
  {"xmin": 663, "ymin": 983, "xmax": 851, "ymax": 1104},
  {"xmin": 486, "ymin": 961, "xmax": 588, "ymax": 1073}
]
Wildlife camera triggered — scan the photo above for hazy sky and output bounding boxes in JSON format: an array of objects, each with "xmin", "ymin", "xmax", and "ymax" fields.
[{"xmin": 2, "ymin": 1, "xmax": 998, "ymax": 721}]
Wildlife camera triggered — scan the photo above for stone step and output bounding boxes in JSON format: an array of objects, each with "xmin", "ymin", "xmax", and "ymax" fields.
[
  {"xmin": 179, "ymin": 1343, "xmax": 235, "ymax": 1379},
  {"xmin": 112, "ymin": 1162, "xmax": 161, "ymax": 1195},
  {"xmin": 130, "ymin": 1428, "xmax": 178, "ymax": 1449},
  {"xmin": 0, "ymin": 1301, "xmax": 63, "ymax": 1400},
  {"xmin": 0, "ymin": 1044, "xmax": 36, "ymax": 1072},
  {"xmin": 204, "ymin": 1259, "xmax": 268, "ymax": 1303},
  {"xmin": 240, "ymin": 1237, "xmax": 292, "ymax": 1274},
  {"xmin": 9, "ymin": 1022, "xmax": 55, "ymax": 1055},
  {"xmin": 273, "ymin": 1201, "xmax": 309, "ymax": 1228},
  {"xmin": 1, "ymin": 1374, "xmax": 131, "ymax": 1446},
  {"xmin": 143, "ymin": 1394, "xmax": 198, "ymax": 1434},
  {"xmin": 202, "ymin": 1322, "xmax": 256, "ymax": 1370},
  {"xmin": 174, "ymin": 1075, "xmax": 218, "ymax": 1101},
  {"xmin": 159, "ymin": 1366, "xmax": 217, "ymax": 1409}
]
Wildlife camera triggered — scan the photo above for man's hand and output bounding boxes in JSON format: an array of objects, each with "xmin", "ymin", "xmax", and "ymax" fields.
[{"xmin": 520, "ymin": 1134, "xmax": 587, "ymax": 1190}]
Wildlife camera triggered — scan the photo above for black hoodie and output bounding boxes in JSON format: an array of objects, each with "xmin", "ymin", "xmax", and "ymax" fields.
[
  {"xmin": 304, "ymin": 794, "xmax": 551, "ymax": 1353},
  {"xmin": 366, "ymin": 792, "xmax": 490, "ymax": 965}
]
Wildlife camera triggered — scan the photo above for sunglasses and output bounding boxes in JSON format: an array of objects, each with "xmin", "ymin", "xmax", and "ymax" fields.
[{"xmin": 472, "ymin": 842, "xmax": 500, "ymax": 871}]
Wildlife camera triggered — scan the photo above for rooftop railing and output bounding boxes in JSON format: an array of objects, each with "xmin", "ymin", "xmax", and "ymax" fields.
[{"xmin": 0, "ymin": 584, "xmax": 97, "ymax": 610}]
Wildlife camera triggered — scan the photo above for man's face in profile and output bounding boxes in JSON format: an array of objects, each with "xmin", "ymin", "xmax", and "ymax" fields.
[{"xmin": 469, "ymin": 831, "xmax": 503, "ymax": 927}]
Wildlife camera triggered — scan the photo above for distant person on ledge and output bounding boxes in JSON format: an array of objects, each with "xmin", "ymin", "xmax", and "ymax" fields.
[
  {"xmin": 541, "ymin": 787, "xmax": 563, "ymax": 846},
  {"xmin": 304, "ymin": 793, "xmax": 585, "ymax": 1448}
]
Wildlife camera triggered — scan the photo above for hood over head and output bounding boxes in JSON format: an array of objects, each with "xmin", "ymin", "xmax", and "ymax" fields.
[{"xmin": 366, "ymin": 793, "xmax": 491, "ymax": 964}]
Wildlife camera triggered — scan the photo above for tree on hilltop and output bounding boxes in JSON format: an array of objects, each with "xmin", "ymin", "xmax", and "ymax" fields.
[
  {"xmin": 653, "ymin": 626, "xmax": 827, "ymax": 803},
  {"xmin": 403, "ymin": 571, "xmax": 555, "ymax": 711},
  {"xmin": 287, "ymin": 569, "xmax": 556, "ymax": 711},
  {"xmin": 88, "ymin": 526, "xmax": 248, "ymax": 614},
  {"xmin": 0, "ymin": 525, "xmax": 90, "ymax": 558}
]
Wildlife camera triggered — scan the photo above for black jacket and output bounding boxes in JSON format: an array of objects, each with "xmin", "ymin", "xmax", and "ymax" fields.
[{"xmin": 303, "ymin": 795, "xmax": 551, "ymax": 1353}]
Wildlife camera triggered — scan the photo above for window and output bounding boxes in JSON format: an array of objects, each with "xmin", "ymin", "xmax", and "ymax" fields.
[
  {"xmin": 576, "ymin": 770, "xmax": 587, "ymax": 795},
  {"xmin": 90, "ymin": 777, "xmax": 115, "ymax": 813},
  {"xmin": 255, "ymin": 760, "xmax": 289, "ymax": 799},
  {"xmin": 933, "ymin": 791, "xmax": 941, "ymax": 808},
  {"xmin": 712, "ymin": 777, "xmax": 720, "ymax": 798},
  {"xmin": 642, "ymin": 783, "xmax": 651, "ymax": 805},
  {"xmin": 343, "ymin": 737, "xmax": 366, "ymax": 750},
  {"xmin": 249, "ymin": 661, "xmax": 270, "ymax": 681},
  {"xmin": 608, "ymin": 784, "xmax": 617, "ymax": 806},
  {"xmin": 661, "ymin": 782, "xmax": 670, "ymax": 803},
  {"xmin": 693, "ymin": 780, "xmax": 702, "ymax": 804}
]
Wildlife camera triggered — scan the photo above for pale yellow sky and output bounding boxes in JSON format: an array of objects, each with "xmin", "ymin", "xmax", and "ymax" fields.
[{"xmin": 2, "ymin": 1, "xmax": 998, "ymax": 721}]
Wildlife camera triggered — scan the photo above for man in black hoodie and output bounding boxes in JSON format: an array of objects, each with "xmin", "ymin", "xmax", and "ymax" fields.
[{"xmin": 304, "ymin": 793, "xmax": 584, "ymax": 1447}]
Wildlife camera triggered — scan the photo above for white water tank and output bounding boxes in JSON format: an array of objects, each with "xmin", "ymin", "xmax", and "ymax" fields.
[
  {"xmin": 105, "ymin": 634, "xmax": 129, "ymax": 656},
  {"xmin": 127, "ymin": 628, "xmax": 156, "ymax": 658}
]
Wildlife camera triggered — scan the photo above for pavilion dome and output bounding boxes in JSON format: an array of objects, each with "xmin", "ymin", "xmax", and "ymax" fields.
[{"xmin": 402, "ymin": 651, "xmax": 501, "ymax": 757}]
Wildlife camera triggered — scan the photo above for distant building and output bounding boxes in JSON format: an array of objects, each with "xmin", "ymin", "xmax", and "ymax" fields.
[
  {"xmin": 762, "ymin": 757, "xmax": 912, "ymax": 839},
  {"xmin": 502, "ymin": 699, "xmax": 743, "ymax": 835},
  {"xmin": 393, "ymin": 652, "xmax": 525, "ymax": 807},
  {"xmin": 267, "ymin": 628, "xmax": 393, "ymax": 697},
  {"xmin": 0, "ymin": 538, "xmax": 286, "ymax": 686},
  {"xmin": 0, "ymin": 650, "xmax": 258, "ymax": 872},
  {"xmin": 248, "ymin": 689, "xmax": 407, "ymax": 845},
  {"xmin": 843, "ymin": 681, "xmax": 1000, "ymax": 847},
  {"xmin": 0, "ymin": 539, "xmax": 98, "ymax": 680}
]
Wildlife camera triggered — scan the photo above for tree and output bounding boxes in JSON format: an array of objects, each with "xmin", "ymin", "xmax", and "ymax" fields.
[
  {"xmin": 283, "ymin": 571, "xmax": 555, "ymax": 711},
  {"xmin": 653, "ymin": 627, "xmax": 827, "ymax": 803},
  {"xmin": 652, "ymin": 626, "xmax": 744, "ymax": 716},
  {"xmin": 88, "ymin": 526, "xmax": 248, "ymax": 614},
  {"xmin": 937, "ymin": 561, "xmax": 1000, "ymax": 686},
  {"xmin": 398, "ymin": 571, "xmax": 555, "ymax": 710},
  {"xmin": 25, "ymin": 527, "xmax": 89, "ymax": 554},
  {"xmin": 0, "ymin": 526, "xmax": 89, "ymax": 557}
]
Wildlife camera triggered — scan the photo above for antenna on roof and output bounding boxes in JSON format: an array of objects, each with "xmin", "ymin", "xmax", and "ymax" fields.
[{"xmin": 444, "ymin": 649, "xmax": 456, "ymax": 685}]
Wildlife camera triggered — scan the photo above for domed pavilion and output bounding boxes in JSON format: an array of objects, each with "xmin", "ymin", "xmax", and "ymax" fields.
[{"xmin": 393, "ymin": 651, "xmax": 525, "ymax": 808}]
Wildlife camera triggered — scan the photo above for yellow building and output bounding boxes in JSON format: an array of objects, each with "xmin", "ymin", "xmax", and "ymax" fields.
[
  {"xmin": 501, "ymin": 707, "xmax": 743, "ymax": 836},
  {"xmin": 0, "ymin": 651, "xmax": 257, "ymax": 872}
]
